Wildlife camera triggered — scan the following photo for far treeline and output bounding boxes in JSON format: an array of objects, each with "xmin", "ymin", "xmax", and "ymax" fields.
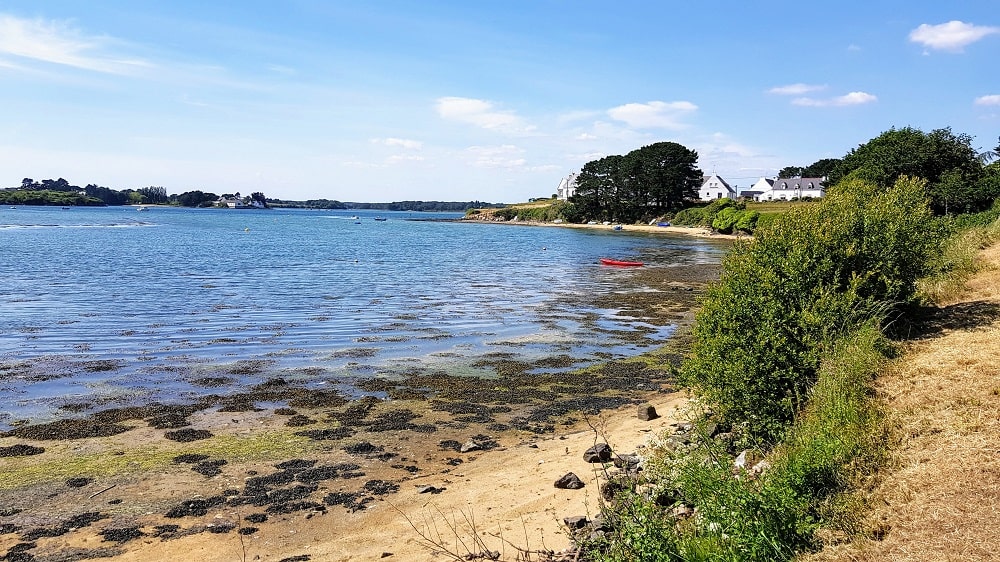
[
  {"xmin": 268, "ymin": 199, "xmax": 504, "ymax": 212},
  {"xmin": 496, "ymin": 127, "xmax": 1000, "ymax": 233},
  {"xmin": 0, "ymin": 178, "xmax": 268, "ymax": 208},
  {"xmin": 1, "ymin": 179, "xmax": 503, "ymax": 212}
]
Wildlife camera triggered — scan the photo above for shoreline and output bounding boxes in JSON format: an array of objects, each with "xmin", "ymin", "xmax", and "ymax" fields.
[{"xmin": 460, "ymin": 217, "xmax": 745, "ymax": 241}]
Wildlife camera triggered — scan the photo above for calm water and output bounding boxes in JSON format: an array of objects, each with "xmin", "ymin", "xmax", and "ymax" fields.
[{"xmin": 0, "ymin": 205, "xmax": 725, "ymax": 427}]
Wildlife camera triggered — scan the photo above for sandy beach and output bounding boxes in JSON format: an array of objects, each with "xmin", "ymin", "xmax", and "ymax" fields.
[
  {"xmin": 1, "ymin": 391, "xmax": 690, "ymax": 561},
  {"xmin": 462, "ymin": 217, "xmax": 744, "ymax": 241}
]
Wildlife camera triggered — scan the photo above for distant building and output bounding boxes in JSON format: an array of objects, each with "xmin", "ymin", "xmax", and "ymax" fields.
[
  {"xmin": 556, "ymin": 173, "xmax": 578, "ymax": 201},
  {"xmin": 698, "ymin": 174, "xmax": 736, "ymax": 201},
  {"xmin": 752, "ymin": 176, "xmax": 826, "ymax": 201}
]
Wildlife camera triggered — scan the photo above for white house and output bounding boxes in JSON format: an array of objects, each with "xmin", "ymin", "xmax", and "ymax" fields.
[
  {"xmin": 753, "ymin": 177, "xmax": 826, "ymax": 201},
  {"xmin": 556, "ymin": 173, "xmax": 578, "ymax": 201},
  {"xmin": 698, "ymin": 175, "xmax": 736, "ymax": 201}
]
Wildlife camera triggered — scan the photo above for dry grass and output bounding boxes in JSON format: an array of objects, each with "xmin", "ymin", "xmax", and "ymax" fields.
[{"xmin": 807, "ymin": 244, "xmax": 1000, "ymax": 561}]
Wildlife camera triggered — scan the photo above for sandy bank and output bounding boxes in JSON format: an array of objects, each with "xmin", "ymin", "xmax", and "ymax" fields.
[
  {"xmin": 462, "ymin": 218, "xmax": 745, "ymax": 241},
  {"xmin": 1, "ymin": 393, "xmax": 690, "ymax": 561}
]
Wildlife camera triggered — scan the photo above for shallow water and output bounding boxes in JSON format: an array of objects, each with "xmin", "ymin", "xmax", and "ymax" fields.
[{"xmin": 0, "ymin": 205, "xmax": 725, "ymax": 426}]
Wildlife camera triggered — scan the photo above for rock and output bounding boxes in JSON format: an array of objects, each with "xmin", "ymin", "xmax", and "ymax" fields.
[
  {"xmin": 749, "ymin": 459, "xmax": 771, "ymax": 477},
  {"xmin": 637, "ymin": 404, "xmax": 659, "ymax": 421},
  {"xmin": 563, "ymin": 515, "xmax": 589, "ymax": 530},
  {"xmin": 583, "ymin": 443, "xmax": 613, "ymax": 463},
  {"xmin": 417, "ymin": 485, "xmax": 445, "ymax": 494},
  {"xmin": 702, "ymin": 421, "xmax": 719, "ymax": 438},
  {"xmin": 554, "ymin": 472, "xmax": 585, "ymax": 490},
  {"xmin": 734, "ymin": 449, "xmax": 763, "ymax": 472},
  {"xmin": 613, "ymin": 453, "xmax": 641, "ymax": 472},
  {"xmin": 671, "ymin": 504, "xmax": 694, "ymax": 519},
  {"xmin": 460, "ymin": 440, "xmax": 482, "ymax": 453}
]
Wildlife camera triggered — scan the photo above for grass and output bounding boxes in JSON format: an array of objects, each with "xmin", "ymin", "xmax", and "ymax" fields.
[
  {"xmin": 0, "ymin": 426, "xmax": 319, "ymax": 489},
  {"xmin": 804, "ymin": 241, "xmax": 1000, "ymax": 561}
]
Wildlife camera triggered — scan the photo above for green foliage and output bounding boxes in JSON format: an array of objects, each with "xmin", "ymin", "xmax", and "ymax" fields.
[
  {"xmin": 0, "ymin": 189, "xmax": 104, "ymax": 206},
  {"xmin": 574, "ymin": 141, "xmax": 702, "ymax": 222},
  {"xmin": 489, "ymin": 200, "xmax": 580, "ymax": 222},
  {"xmin": 830, "ymin": 127, "xmax": 990, "ymax": 214},
  {"xmin": 671, "ymin": 206, "xmax": 705, "ymax": 226},
  {"xmin": 589, "ymin": 326, "xmax": 891, "ymax": 562},
  {"xmin": 681, "ymin": 177, "xmax": 938, "ymax": 442}
]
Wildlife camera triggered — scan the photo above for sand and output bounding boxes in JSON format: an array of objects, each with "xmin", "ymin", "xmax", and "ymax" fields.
[{"xmin": 0, "ymin": 393, "xmax": 689, "ymax": 561}]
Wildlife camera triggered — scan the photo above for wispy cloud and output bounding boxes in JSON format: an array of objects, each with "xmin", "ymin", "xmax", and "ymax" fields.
[
  {"xmin": 435, "ymin": 97, "xmax": 535, "ymax": 134},
  {"xmin": 792, "ymin": 91, "xmax": 878, "ymax": 107},
  {"xmin": 465, "ymin": 144, "xmax": 526, "ymax": 169},
  {"xmin": 0, "ymin": 14, "xmax": 151, "ymax": 74},
  {"xmin": 768, "ymin": 83, "xmax": 827, "ymax": 96},
  {"xmin": 909, "ymin": 21, "xmax": 1000, "ymax": 53},
  {"xmin": 607, "ymin": 100, "xmax": 697, "ymax": 129},
  {"xmin": 975, "ymin": 94, "xmax": 1000, "ymax": 107},
  {"xmin": 373, "ymin": 137, "xmax": 423, "ymax": 150}
]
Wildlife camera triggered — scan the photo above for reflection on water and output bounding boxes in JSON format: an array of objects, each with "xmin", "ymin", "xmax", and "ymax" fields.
[{"xmin": 0, "ymin": 206, "xmax": 726, "ymax": 426}]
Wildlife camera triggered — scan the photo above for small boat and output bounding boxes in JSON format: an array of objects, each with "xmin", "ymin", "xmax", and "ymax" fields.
[
  {"xmin": 137, "ymin": 206, "xmax": 149, "ymax": 211},
  {"xmin": 373, "ymin": 216, "xmax": 387, "ymax": 221},
  {"xmin": 600, "ymin": 258, "xmax": 644, "ymax": 267},
  {"xmin": 612, "ymin": 224, "xmax": 623, "ymax": 231}
]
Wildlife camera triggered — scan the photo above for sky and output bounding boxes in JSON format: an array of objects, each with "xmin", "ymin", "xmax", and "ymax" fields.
[{"xmin": 0, "ymin": 1, "xmax": 997, "ymax": 203}]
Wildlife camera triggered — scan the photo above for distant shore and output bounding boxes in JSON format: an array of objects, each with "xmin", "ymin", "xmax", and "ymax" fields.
[{"xmin": 461, "ymin": 217, "xmax": 745, "ymax": 241}]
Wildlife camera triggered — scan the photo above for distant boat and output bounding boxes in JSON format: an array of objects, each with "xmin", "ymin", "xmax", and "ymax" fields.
[
  {"xmin": 137, "ymin": 206, "xmax": 149, "ymax": 212},
  {"xmin": 373, "ymin": 217, "xmax": 387, "ymax": 221},
  {"xmin": 600, "ymin": 258, "xmax": 644, "ymax": 267},
  {"xmin": 612, "ymin": 224, "xmax": 623, "ymax": 231}
]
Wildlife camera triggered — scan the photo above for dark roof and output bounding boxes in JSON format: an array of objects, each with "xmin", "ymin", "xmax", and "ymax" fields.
[{"xmin": 773, "ymin": 177, "xmax": 825, "ymax": 190}]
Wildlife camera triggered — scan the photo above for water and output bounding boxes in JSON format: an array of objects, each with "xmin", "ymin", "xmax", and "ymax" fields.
[{"xmin": 0, "ymin": 205, "xmax": 725, "ymax": 427}]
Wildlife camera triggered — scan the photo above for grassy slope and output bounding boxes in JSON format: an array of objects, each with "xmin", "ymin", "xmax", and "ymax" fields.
[{"xmin": 805, "ymin": 242, "xmax": 1000, "ymax": 560}]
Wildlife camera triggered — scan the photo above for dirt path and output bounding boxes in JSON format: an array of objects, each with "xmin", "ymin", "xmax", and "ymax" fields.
[{"xmin": 811, "ymin": 244, "xmax": 1000, "ymax": 561}]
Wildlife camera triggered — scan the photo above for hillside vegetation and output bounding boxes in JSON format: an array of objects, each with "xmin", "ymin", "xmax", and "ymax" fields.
[{"xmin": 578, "ymin": 177, "xmax": 1000, "ymax": 561}]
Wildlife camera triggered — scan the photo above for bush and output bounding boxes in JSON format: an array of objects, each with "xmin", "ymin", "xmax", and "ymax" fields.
[
  {"xmin": 681, "ymin": 177, "xmax": 939, "ymax": 442},
  {"xmin": 589, "ymin": 326, "xmax": 891, "ymax": 562}
]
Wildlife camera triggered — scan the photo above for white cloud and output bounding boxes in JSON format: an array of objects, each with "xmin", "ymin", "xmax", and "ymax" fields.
[
  {"xmin": 465, "ymin": 144, "xmax": 526, "ymax": 169},
  {"xmin": 975, "ymin": 94, "xmax": 1000, "ymax": 106},
  {"xmin": 0, "ymin": 14, "xmax": 150, "ymax": 74},
  {"xmin": 607, "ymin": 100, "xmax": 697, "ymax": 129},
  {"xmin": 435, "ymin": 96, "xmax": 534, "ymax": 133},
  {"xmin": 575, "ymin": 133, "xmax": 597, "ymax": 141},
  {"xmin": 767, "ymin": 83, "xmax": 827, "ymax": 96},
  {"xmin": 386, "ymin": 154, "xmax": 425, "ymax": 163},
  {"xmin": 909, "ymin": 21, "xmax": 1000, "ymax": 53},
  {"xmin": 373, "ymin": 137, "xmax": 423, "ymax": 150},
  {"xmin": 792, "ymin": 91, "xmax": 878, "ymax": 107}
]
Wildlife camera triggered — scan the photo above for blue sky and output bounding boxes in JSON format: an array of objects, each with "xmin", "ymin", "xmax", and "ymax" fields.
[{"xmin": 1, "ymin": 1, "xmax": 997, "ymax": 203}]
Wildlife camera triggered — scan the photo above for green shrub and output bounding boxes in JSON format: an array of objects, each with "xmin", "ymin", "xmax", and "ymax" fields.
[
  {"xmin": 681, "ymin": 177, "xmax": 938, "ymax": 442},
  {"xmin": 589, "ymin": 326, "xmax": 891, "ymax": 562},
  {"xmin": 672, "ymin": 207, "xmax": 705, "ymax": 226}
]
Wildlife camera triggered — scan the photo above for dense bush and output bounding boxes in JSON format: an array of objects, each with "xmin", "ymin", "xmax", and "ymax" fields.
[{"xmin": 680, "ymin": 177, "xmax": 938, "ymax": 442}]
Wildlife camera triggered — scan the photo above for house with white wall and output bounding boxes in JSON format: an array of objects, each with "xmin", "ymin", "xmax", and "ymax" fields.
[
  {"xmin": 754, "ymin": 177, "xmax": 826, "ymax": 201},
  {"xmin": 556, "ymin": 173, "xmax": 578, "ymax": 201},
  {"xmin": 698, "ymin": 174, "xmax": 736, "ymax": 201}
]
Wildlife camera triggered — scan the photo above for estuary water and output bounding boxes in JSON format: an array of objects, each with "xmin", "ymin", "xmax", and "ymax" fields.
[{"xmin": 0, "ymin": 205, "xmax": 725, "ymax": 427}]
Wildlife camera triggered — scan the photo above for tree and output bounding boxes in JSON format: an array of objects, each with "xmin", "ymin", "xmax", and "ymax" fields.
[
  {"xmin": 572, "ymin": 141, "xmax": 701, "ymax": 222},
  {"xmin": 802, "ymin": 158, "xmax": 841, "ymax": 178},
  {"xmin": 830, "ymin": 127, "xmax": 987, "ymax": 214},
  {"xmin": 779, "ymin": 166, "xmax": 804, "ymax": 178},
  {"xmin": 21, "ymin": 178, "xmax": 36, "ymax": 189}
]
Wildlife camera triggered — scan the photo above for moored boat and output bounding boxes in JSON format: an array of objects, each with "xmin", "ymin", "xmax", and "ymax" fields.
[{"xmin": 599, "ymin": 258, "xmax": 644, "ymax": 267}]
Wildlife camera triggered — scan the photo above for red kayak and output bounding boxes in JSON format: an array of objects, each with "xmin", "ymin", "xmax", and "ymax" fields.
[{"xmin": 600, "ymin": 258, "xmax": 644, "ymax": 267}]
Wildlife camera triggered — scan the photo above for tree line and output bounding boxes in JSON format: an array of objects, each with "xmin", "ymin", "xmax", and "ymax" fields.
[{"xmin": 564, "ymin": 128, "xmax": 1000, "ymax": 225}]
